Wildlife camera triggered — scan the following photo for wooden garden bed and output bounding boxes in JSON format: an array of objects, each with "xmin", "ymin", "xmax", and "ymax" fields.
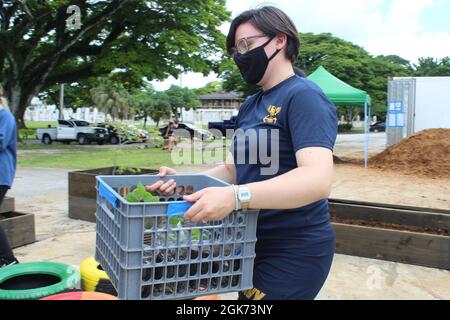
[
  {"xmin": 329, "ymin": 199, "xmax": 450, "ymax": 270},
  {"xmin": 68, "ymin": 166, "xmax": 158, "ymax": 222},
  {"xmin": 0, "ymin": 197, "xmax": 36, "ymax": 248}
]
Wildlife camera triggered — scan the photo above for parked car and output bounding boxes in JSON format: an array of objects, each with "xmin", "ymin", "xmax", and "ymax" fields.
[
  {"xmin": 96, "ymin": 123, "xmax": 149, "ymax": 144},
  {"xmin": 370, "ymin": 121, "xmax": 386, "ymax": 132},
  {"xmin": 159, "ymin": 122, "xmax": 213, "ymax": 141},
  {"xmin": 36, "ymin": 120, "xmax": 108, "ymax": 145},
  {"xmin": 208, "ymin": 116, "xmax": 237, "ymax": 138}
]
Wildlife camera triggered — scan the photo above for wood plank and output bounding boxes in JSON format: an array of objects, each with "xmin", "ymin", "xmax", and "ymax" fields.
[
  {"xmin": 329, "ymin": 198, "xmax": 450, "ymax": 215},
  {"xmin": 329, "ymin": 202, "xmax": 450, "ymax": 231},
  {"xmin": 0, "ymin": 212, "xmax": 36, "ymax": 248},
  {"xmin": 68, "ymin": 171, "xmax": 98, "ymax": 198},
  {"xmin": 333, "ymin": 223, "xmax": 450, "ymax": 270},
  {"xmin": 0, "ymin": 196, "xmax": 14, "ymax": 214},
  {"xmin": 68, "ymin": 195, "xmax": 96, "ymax": 222},
  {"xmin": 68, "ymin": 167, "xmax": 159, "ymax": 198}
]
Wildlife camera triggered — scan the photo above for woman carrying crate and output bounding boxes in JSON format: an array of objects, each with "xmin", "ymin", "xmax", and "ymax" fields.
[
  {"xmin": 0, "ymin": 84, "xmax": 19, "ymax": 268},
  {"xmin": 148, "ymin": 6, "xmax": 337, "ymax": 300}
]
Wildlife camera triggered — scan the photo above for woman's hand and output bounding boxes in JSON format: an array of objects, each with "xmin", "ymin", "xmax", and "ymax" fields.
[
  {"xmin": 183, "ymin": 186, "xmax": 236, "ymax": 223},
  {"xmin": 145, "ymin": 166, "xmax": 177, "ymax": 196}
]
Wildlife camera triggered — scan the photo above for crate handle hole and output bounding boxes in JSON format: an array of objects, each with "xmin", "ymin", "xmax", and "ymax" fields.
[{"xmin": 177, "ymin": 185, "xmax": 185, "ymax": 195}]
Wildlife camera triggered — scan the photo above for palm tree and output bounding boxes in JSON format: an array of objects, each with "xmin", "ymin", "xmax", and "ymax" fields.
[{"xmin": 90, "ymin": 77, "xmax": 132, "ymax": 120}]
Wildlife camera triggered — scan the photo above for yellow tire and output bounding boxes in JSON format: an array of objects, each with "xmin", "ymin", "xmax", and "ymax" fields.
[{"xmin": 79, "ymin": 257, "xmax": 117, "ymax": 296}]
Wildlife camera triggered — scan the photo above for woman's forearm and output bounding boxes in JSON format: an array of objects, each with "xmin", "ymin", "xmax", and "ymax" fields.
[
  {"xmin": 246, "ymin": 166, "xmax": 333, "ymax": 209},
  {"xmin": 203, "ymin": 153, "xmax": 236, "ymax": 184},
  {"xmin": 203, "ymin": 163, "xmax": 236, "ymax": 184}
]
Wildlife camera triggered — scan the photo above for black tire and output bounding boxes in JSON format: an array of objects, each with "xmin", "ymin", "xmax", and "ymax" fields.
[
  {"xmin": 42, "ymin": 134, "xmax": 52, "ymax": 145},
  {"xmin": 78, "ymin": 134, "xmax": 88, "ymax": 145},
  {"xmin": 110, "ymin": 136, "xmax": 119, "ymax": 145}
]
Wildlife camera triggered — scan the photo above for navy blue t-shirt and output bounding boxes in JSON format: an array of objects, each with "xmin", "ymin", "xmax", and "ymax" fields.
[{"xmin": 231, "ymin": 75, "xmax": 338, "ymax": 250}]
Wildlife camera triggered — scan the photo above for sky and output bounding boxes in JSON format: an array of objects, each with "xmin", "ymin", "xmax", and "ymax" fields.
[{"xmin": 151, "ymin": 0, "xmax": 450, "ymax": 91}]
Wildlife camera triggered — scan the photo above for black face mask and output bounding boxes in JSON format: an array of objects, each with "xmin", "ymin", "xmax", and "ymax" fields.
[{"xmin": 233, "ymin": 37, "xmax": 281, "ymax": 85}]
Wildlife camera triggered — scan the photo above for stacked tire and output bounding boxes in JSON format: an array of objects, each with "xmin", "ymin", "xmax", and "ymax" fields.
[
  {"xmin": 41, "ymin": 291, "xmax": 117, "ymax": 300},
  {"xmin": 80, "ymin": 257, "xmax": 117, "ymax": 296},
  {"xmin": 0, "ymin": 262, "xmax": 80, "ymax": 300}
]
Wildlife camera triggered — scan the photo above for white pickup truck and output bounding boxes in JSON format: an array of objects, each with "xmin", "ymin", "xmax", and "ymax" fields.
[{"xmin": 36, "ymin": 120, "xmax": 109, "ymax": 145}]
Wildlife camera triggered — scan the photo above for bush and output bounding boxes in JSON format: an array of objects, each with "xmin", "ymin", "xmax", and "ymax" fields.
[
  {"xmin": 338, "ymin": 124, "xmax": 353, "ymax": 133},
  {"xmin": 19, "ymin": 128, "xmax": 37, "ymax": 140}
]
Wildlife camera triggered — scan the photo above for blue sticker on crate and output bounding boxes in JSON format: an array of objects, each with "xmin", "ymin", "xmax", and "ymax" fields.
[
  {"xmin": 167, "ymin": 201, "xmax": 194, "ymax": 217},
  {"xmin": 98, "ymin": 181, "xmax": 119, "ymax": 208}
]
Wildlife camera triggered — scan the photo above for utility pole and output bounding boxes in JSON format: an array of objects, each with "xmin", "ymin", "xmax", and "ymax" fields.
[{"xmin": 59, "ymin": 83, "xmax": 64, "ymax": 120}]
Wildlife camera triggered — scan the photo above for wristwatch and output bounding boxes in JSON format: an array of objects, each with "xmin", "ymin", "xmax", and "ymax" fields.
[{"xmin": 237, "ymin": 185, "xmax": 252, "ymax": 211}]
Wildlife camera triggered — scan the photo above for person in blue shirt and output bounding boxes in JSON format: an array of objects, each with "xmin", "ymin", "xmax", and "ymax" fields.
[
  {"xmin": 147, "ymin": 6, "xmax": 337, "ymax": 300},
  {"xmin": 0, "ymin": 85, "xmax": 19, "ymax": 267}
]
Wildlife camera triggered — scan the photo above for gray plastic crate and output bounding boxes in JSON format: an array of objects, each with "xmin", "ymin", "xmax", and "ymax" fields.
[{"xmin": 95, "ymin": 174, "xmax": 259, "ymax": 300}]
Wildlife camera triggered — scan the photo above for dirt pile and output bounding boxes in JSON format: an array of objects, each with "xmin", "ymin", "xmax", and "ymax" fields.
[{"xmin": 370, "ymin": 129, "xmax": 450, "ymax": 178}]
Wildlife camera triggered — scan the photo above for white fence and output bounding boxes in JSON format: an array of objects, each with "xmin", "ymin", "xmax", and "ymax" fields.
[
  {"xmin": 25, "ymin": 101, "xmax": 238, "ymax": 127},
  {"xmin": 25, "ymin": 105, "xmax": 110, "ymax": 123}
]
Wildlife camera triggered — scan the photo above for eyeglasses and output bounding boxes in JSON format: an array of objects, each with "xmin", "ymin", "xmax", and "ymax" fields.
[{"xmin": 231, "ymin": 34, "xmax": 267, "ymax": 56}]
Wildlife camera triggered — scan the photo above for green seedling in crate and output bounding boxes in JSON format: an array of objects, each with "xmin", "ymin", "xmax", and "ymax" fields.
[
  {"xmin": 168, "ymin": 215, "xmax": 202, "ymax": 241},
  {"xmin": 126, "ymin": 182, "xmax": 160, "ymax": 203}
]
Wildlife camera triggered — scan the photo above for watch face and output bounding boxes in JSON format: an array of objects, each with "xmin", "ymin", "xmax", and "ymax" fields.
[{"xmin": 239, "ymin": 190, "xmax": 251, "ymax": 202}]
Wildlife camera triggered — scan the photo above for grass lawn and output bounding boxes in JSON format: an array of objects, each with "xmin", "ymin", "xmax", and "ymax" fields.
[
  {"xmin": 350, "ymin": 127, "xmax": 365, "ymax": 133},
  {"xmin": 18, "ymin": 145, "xmax": 173, "ymax": 169},
  {"xmin": 17, "ymin": 141, "xmax": 228, "ymax": 170}
]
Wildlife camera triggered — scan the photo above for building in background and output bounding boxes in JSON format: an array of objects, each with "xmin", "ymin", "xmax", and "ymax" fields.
[
  {"xmin": 180, "ymin": 91, "xmax": 243, "ymax": 125},
  {"xmin": 197, "ymin": 92, "xmax": 243, "ymax": 109}
]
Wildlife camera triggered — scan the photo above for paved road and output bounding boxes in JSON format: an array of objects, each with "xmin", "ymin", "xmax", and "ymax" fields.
[{"xmin": 334, "ymin": 132, "xmax": 386, "ymax": 159}]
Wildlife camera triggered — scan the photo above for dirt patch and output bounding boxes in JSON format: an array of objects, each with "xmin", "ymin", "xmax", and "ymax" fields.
[
  {"xmin": 332, "ymin": 216, "xmax": 449, "ymax": 236},
  {"xmin": 369, "ymin": 129, "xmax": 450, "ymax": 178}
]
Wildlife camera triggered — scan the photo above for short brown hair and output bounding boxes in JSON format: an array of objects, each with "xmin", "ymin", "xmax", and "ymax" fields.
[{"xmin": 226, "ymin": 6, "xmax": 300, "ymax": 63}]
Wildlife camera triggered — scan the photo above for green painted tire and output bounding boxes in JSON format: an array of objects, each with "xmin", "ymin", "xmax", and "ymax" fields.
[{"xmin": 0, "ymin": 262, "xmax": 80, "ymax": 300}]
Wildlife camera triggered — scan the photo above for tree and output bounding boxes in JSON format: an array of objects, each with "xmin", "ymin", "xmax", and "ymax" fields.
[
  {"xmin": 297, "ymin": 33, "xmax": 411, "ymax": 117},
  {"xmin": 38, "ymin": 78, "xmax": 95, "ymax": 111},
  {"xmin": 133, "ymin": 87, "xmax": 171, "ymax": 127},
  {"xmin": 414, "ymin": 57, "xmax": 450, "ymax": 76},
  {"xmin": 0, "ymin": 0, "xmax": 230, "ymax": 127},
  {"xmin": 165, "ymin": 85, "xmax": 200, "ymax": 120},
  {"xmin": 90, "ymin": 76, "xmax": 132, "ymax": 120},
  {"xmin": 194, "ymin": 81, "xmax": 223, "ymax": 95}
]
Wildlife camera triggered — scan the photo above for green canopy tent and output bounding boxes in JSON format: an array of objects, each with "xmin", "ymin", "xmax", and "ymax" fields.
[{"xmin": 307, "ymin": 66, "xmax": 372, "ymax": 168}]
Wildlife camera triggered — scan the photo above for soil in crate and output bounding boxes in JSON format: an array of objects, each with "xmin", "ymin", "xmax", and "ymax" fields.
[{"xmin": 331, "ymin": 216, "xmax": 449, "ymax": 236}]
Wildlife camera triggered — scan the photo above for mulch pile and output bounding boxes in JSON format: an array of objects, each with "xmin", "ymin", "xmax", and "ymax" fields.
[{"xmin": 370, "ymin": 129, "xmax": 450, "ymax": 178}]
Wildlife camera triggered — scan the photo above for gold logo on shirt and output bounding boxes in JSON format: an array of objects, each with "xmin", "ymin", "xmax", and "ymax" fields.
[{"xmin": 263, "ymin": 105, "xmax": 282, "ymax": 123}]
